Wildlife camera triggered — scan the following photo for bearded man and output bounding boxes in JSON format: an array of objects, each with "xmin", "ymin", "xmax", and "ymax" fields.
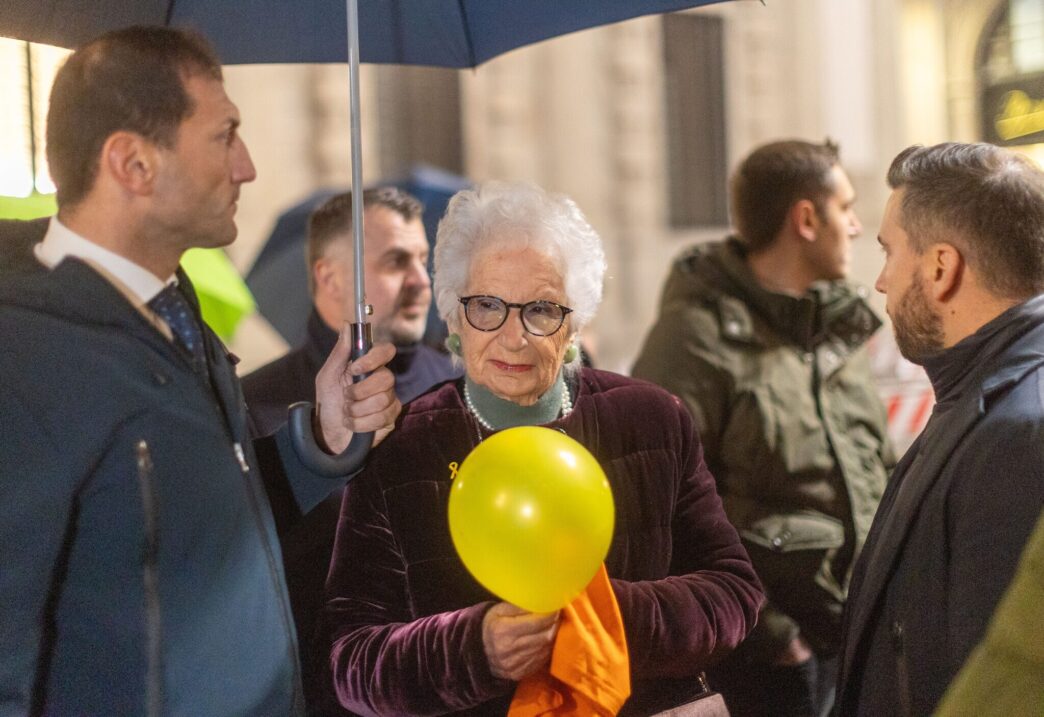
[{"xmin": 835, "ymin": 142, "xmax": 1044, "ymax": 716}]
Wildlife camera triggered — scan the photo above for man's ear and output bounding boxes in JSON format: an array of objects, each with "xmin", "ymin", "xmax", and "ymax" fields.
[
  {"xmin": 101, "ymin": 132, "xmax": 158, "ymax": 196},
  {"xmin": 926, "ymin": 243, "xmax": 963, "ymax": 302},
  {"xmin": 313, "ymin": 256, "xmax": 345, "ymax": 302},
  {"xmin": 791, "ymin": 199, "xmax": 819, "ymax": 242}
]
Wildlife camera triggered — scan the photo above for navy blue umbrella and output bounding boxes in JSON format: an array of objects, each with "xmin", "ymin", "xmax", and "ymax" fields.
[
  {"xmin": 2, "ymin": 0, "xmax": 739, "ymax": 334},
  {"xmin": 2, "ymin": 1, "xmax": 736, "ymax": 68},
  {"xmin": 1, "ymin": 0, "xmax": 740, "ymax": 332},
  {"xmin": 1, "ymin": 0, "xmax": 740, "ymax": 473}
]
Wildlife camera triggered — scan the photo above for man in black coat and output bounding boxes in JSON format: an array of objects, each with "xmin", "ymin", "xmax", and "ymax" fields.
[
  {"xmin": 835, "ymin": 142, "xmax": 1044, "ymax": 716},
  {"xmin": 245, "ymin": 188, "xmax": 458, "ymax": 430},
  {"xmin": 242, "ymin": 188, "xmax": 459, "ymax": 706}
]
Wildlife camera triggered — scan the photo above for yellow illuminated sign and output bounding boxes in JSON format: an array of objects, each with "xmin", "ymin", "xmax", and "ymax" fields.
[{"xmin": 995, "ymin": 90, "xmax": 1044, "ymax": 141}]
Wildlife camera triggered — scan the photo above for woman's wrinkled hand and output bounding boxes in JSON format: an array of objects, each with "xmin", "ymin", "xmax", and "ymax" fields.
[{"xmin": 482, "ymin": 602, "xmax": 560, "ymax": 681}]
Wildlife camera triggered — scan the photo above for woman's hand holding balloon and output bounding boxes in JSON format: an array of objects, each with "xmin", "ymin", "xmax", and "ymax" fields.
[{"xmin": 481, "ymin": 602, "xmax": 560, "ymax": 681}]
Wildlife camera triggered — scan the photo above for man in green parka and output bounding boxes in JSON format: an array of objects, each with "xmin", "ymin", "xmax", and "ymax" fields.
[{"xmin": 633, "ymin": 140, "xmax": 891, "ymax": 717}]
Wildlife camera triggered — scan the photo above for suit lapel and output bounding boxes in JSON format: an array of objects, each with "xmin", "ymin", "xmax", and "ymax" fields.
[{"xmin": 176, "ymin": 268, "xmax": 248, "ymax": 442}]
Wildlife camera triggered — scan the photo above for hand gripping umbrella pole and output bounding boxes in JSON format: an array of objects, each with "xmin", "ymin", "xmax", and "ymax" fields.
[{"xmin": 288, "ymin": 0, "xmax": 373, "ymax": 477}]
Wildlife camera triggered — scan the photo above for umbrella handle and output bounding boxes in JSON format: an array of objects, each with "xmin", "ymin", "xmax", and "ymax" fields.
[{"xmin": 287, "ymin": 321, "xmax": 374, "ymax": 477}]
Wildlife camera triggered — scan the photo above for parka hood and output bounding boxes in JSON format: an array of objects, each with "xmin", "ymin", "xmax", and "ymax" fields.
[{"xmin": 662, "ymin": 237, "xmax": 881, "ymax": 353}]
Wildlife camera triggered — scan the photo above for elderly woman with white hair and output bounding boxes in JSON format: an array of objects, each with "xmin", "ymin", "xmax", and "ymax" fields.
[{"xmin": 320, "ymin": 181, "xmax": 763, "ymax": 716}]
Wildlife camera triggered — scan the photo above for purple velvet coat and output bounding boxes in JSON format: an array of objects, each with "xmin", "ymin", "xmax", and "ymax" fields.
[{"xmin": 321, "ymin": 369, "xmax": 764, "ymax": 716}]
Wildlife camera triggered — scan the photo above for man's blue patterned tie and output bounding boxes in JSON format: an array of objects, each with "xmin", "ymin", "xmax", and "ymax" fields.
[{"xmin": 148, "ymin": 284, "xmax": 208, "ymax": 375}]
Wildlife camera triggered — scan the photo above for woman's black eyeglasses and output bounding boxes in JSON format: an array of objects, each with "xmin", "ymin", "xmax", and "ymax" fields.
[{"xmin": 458, "ymin": 295, "xmax": 573, "ymax": 337}]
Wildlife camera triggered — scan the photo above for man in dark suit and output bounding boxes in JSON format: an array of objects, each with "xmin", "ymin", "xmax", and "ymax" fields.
[
  {"xmin": 835, "ymin": 142, "xmax": 1044, "ymax": 715},
  {"xmin": 243, "ymin": 188, "xmax": 459, "ymax": 706},
  {"xmin": 0, "ymin": 26, "xmax": 399, "ymax": 715}
]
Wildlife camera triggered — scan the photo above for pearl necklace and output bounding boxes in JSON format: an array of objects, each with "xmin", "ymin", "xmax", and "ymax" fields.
[{"xmin": 463, "ymin": 381, "xmax": 573, "ymax": 433}]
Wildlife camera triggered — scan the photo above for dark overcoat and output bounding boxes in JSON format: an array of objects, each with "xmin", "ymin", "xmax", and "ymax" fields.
[
  {"xmin": 835, "ymin": 297, "xmax": 1044, "ymax": 716},
  {"xmin": 0, "ymin": 256, "xmax": 347, "ymax": 715}
]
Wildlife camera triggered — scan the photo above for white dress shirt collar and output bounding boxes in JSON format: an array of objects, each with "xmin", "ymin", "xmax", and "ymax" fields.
[{"xmin": 34, "ymin": 217, "xmax": 175, "ymax": 306}]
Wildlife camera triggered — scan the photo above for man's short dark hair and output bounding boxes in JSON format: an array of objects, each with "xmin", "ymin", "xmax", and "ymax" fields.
[
  {"xmin": 887, "ymin": 142, "xmax": 1044, "ymax": 300},
  {"xmin": 730, "ymin": 139, "xmax": 841, "ymax": 252},
  {"xmin": 46, "ymin": 26, "xmax": 223, "ymax": 207},
  {"xmin": 306, "ymin": 187, "xmax": 424, "ymax": 274}
]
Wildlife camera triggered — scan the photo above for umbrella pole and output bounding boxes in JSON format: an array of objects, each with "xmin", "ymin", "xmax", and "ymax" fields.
[
  {"xmin": 347, "ymin": 0, "xmax": 369, "ymax": 331},
  {"xmin": 285, "ymin": 0, "xmax": 375, "ymax": 479}
]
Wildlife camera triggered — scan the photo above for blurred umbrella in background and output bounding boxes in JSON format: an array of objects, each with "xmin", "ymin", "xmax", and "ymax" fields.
[{"xmin": 245, "ymin": 188, "xmax": 337, "ymax": 348}]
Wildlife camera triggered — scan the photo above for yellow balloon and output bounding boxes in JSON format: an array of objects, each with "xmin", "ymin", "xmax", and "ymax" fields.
[{"xmin": 448, "ymin": 426, "xmax": 614, "ymax": 613}]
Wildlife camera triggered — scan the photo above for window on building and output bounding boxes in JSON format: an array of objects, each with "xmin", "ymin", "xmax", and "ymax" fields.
[
  {"xmin": 663, "ymin": 13, "xmax": 728, "ymax": 229},
  {"xmin": 375, "ymin": 65, "xmax": 463, "ymax": 178},
  {"xmin": 0, "ymin": 39, "xmax": 68, "ymax": 200},
  {"xmin": 978, "ymin": 0, "xmax": 1044, "ymax": 166}
]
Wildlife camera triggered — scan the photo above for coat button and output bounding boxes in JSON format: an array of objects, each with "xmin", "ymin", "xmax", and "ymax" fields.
[{"xmin": 891, "ymin": 620, "xmax": 904, "ymax": 650}]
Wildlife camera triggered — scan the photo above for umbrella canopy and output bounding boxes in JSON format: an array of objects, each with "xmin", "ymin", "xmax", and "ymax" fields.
[
  {"xmin": 0, "ymin": 0, "xmax": 741, "ymax": 473},
  {"xmin": 2, "ymin": 1, "xmax": 735, "ymax": 68},
  {"xmin": 1, "ymin": 0, "xmax": 738, "ymax": 322},
  {"xmin": 1, "ymin": 0, "xmax": 738, "ymax": 326},
  {"xmin": 246, "ymin": 164, "xmax": 469, "ymax": 347}
]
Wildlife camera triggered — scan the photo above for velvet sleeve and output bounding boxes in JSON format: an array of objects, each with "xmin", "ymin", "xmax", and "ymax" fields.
[
  {"xmin": 321, "ymin": 450, "xmax": 513, "ymax": 716},
  {"xmin": 609, "ymin": 399, "xmax": 765, "ymax": 678}
]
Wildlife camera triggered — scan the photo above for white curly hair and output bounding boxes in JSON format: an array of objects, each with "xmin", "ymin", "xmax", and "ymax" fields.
[{"xmin": 433, "ymin": 180, "xmax": 606, "ymax": 336}]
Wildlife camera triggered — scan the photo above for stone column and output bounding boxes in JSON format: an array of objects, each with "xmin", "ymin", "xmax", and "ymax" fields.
[{"xmin": 597, "ymin": 17, "xmax": 668, "ymax": 373}]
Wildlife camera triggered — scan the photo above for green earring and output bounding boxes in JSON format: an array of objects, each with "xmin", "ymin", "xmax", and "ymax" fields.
[
  {"xmin": 445, "ymin": 333, "xmax": 462, "ymax": 356},
  {"xmin": 563, "ymin": 344, "xmax": 579, "ymax": 363}
]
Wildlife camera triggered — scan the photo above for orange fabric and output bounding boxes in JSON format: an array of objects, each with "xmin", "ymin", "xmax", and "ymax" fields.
[{"xmin": 508, "ymin": 564, "xmax": 631, "ymax": 716}]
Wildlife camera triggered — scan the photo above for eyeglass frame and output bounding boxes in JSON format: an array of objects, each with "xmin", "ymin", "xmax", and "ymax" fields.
[{"xmin": 458, "ymin": 295, "xmax": 574, "ymax": 337}]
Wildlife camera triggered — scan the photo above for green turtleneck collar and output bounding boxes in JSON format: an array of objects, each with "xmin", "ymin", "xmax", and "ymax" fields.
[{"xmin": 464, "ymin": 371, "xmax": 567, "ymax": 430}]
